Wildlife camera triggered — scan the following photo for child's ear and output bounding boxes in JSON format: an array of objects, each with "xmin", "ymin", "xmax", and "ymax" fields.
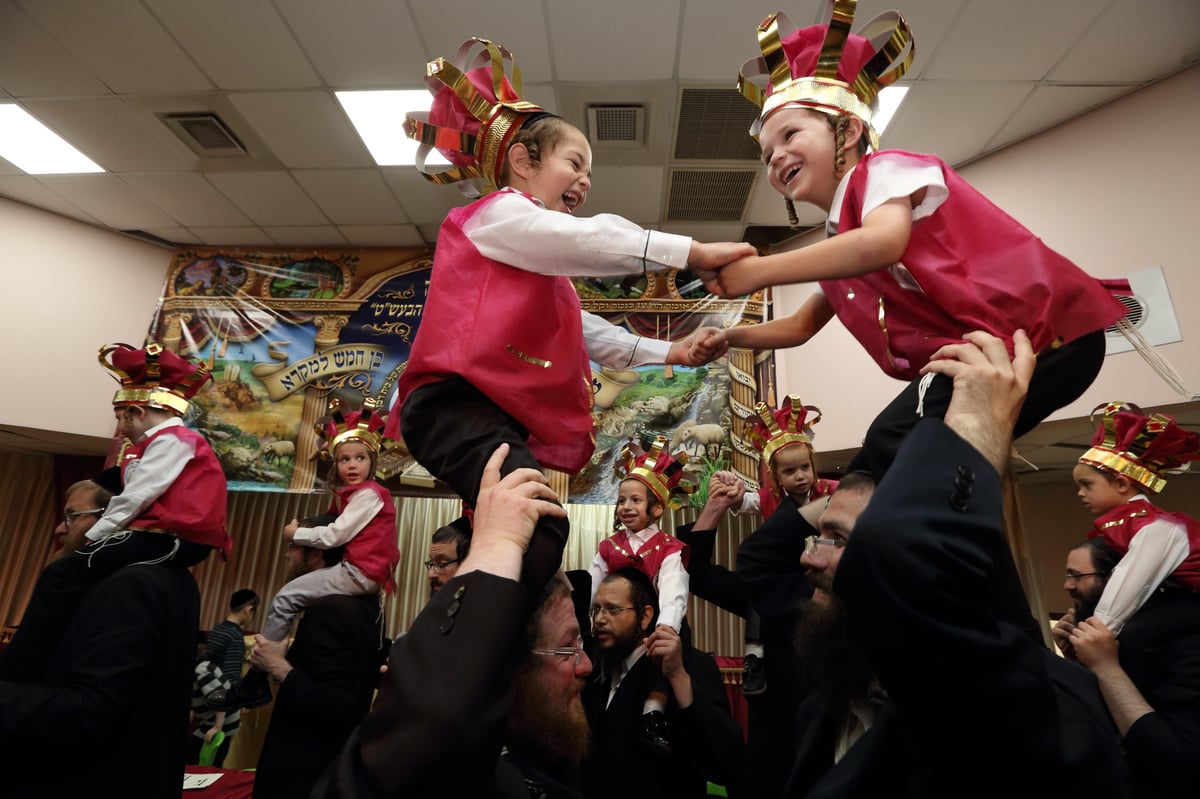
[
  {"xmin": 843, "ymin": 116, "xmax": 866, "ymax": 151},
  {"xmin": 507, "ymin": 142, "xmax": 533, "ymax": 179},
  {"xmin": 1114, "ymin": 475, "xmax": 1136, "ymax": 495},
  {"xmin": 650, "ymin": 503, "xmax": 665, "ymax": 521}
]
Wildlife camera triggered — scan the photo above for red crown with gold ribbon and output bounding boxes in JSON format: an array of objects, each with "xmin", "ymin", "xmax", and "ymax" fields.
[
  {"xmin": 738, "ymin": 0, "xmax": 915, "ymax": 145},
  {"xmin": 314, "ymin": 397, "xmax": 391, "ymax": 462},
  {"xmin": 1079, "ymin": 401, "xmax": 1200, "ymax": 494},
  {"xmin": 404, "ymin": 37, "xmax": 550, "ymax": 198},
  {"xmin": 614, "ymin": 436, "xmax": 695, "ymax": 510},
  {"xmin": 99, "ymin": 342, "xmax": 211, "ymax": 416},
  {"xmin": 746, "ymin": 395, "xmax": 822, "ymax": 468}
]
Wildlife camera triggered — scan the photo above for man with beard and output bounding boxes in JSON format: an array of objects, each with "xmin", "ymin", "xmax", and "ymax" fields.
[
  {"xmin": 427, "ymin": 514, "xmax": 470, "ymax": 595},
  {"xmin": 1054, "ymin": 539, "xmax": 1200, "ymax": 796},
  {"xmin": 777, "ymin": 330, "xmax": 1136, "ymax": 797},
  {"xmin": 252, "ymin": 530, "xmax": 387, "ymax": 799},
  {"xmin": 583, "ymin": 568, "xmax": 746, "ymax": 798},
  {"xmin": 314, "ymin": 443, "xmax": 591, "ymax": 798}
]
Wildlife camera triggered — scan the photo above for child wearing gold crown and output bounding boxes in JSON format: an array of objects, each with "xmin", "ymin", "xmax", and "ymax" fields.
[
  {"xmin": 700, "ymin": 0, "xmax": 1129, "ymax": 480},
  {"xmin": 208, "ymin": 398, "xmax": 400, "ymax": 712},
  {"xmin": 0, "ymin": 342, "xmax": 231, "ymax": 683},
  {"xmin": 586, "ymin": 436, "xmax": 694, "ymax": 754},
  {"xmin": 388, "ymin": 38, "xmax": 755, "ymax": 598},
  {"xmin": 1068, "ymin": 401, "xmax": 1200, "ymax": 637},
  {"xmin": 707, "ymin": 396, "xmax": 836, "ymax": 696}
]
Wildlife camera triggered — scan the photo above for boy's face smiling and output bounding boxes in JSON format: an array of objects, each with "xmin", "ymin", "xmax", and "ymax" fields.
[
  {"xmin": 759, "ymin": 106, "xmax": 845, "ymax": 212},
  {"xmin": 522, "ymin": 126, "xmax": 592, "ymax": 215}
]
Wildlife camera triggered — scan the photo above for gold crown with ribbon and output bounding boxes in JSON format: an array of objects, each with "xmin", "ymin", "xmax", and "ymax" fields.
[
  {"xmin": 746, "ymin": 395, "xmax": 822, "ymax": 468},
  {"xmin": 99, "ymin": 342, "xmax": 211, "ymax": 416},
  {"xmin": 614, "ymin": 436, "xmax": 695, "ymax": 510},
  {"xmin": 404, "ymin": 37, "xmax": 550, "ymax": 198},
  {"xmin": 1079, "ymin": 401, "xmax": 1200, "ymax": 494},
  {"xmin": 738, "ymin": 0, "xmax": 914, "ymax": 146},
  {"xmin": 314, "ymin": 397, "xmax": 390, "ymax": 461}
]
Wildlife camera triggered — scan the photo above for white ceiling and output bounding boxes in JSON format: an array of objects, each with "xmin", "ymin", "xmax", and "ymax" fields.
[{"xmin": 1, "ymin": 0, "xmax": 1198, "ymax": 250}]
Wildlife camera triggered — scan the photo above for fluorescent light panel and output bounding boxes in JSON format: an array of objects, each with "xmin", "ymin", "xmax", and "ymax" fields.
[
  {"xmin": 874, "ymin": 86, "xmax": 908, "ymax": 136},
  {"xmin": 0, "ymin": 104, "xmax": 103, "ymax": 174},
  {"xmin": 337, "ymin": 90, "xmax": 450, "ymax": 168}
]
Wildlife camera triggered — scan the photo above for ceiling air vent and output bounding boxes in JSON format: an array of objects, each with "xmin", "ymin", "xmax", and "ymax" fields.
[
  {"xmin": 675, "ymin": 88, "xmax": 761, "ymax": 161},
  {"xmin": 1104, "ymin": 265, "xmax": 1182, "ymax": 355},
  {"xmin": 160, "ymin": 112, "xmax": 248, "ymax": 157},
  {"xmin": 667, "ymin": 169, "xmax": 757, "ymax": 222},
  {"xmin": 1106, "ymin": 294, "xmax": 1146, "ymax": 333},
  {"xmin": 586, "ymin": 105, "xmax": 645, "ymax": 148}
]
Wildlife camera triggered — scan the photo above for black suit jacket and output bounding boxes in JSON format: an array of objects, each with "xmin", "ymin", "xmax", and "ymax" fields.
[
  {"xmin": 812, "ymin": 418, "xmax": 1134, "ymax": 797},
  {"xmin": 1115, "ymin": 587, "xmax": 1200, "ymax": 797},
  {"xmin": 0, "ymin": 564, "xmax": 199, "ymax": 799},
  {"xmin": 313, "ymin": 571, "xmax": 584, "ymax": 799},
  {"xmin": 253, "ymin": 593, "xmax": 385, "ymax": 799},
  {"xmin": 582, "ymin": 646, "xmax": 745, "ymax": 799}
]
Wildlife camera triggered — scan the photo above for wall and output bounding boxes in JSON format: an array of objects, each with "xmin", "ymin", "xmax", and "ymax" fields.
[
  {"xmin": 772, "ymin": 65, "xmax": 1200, "ymax": 457},
  {"xmin": 0, "ymin": 196, "xmax": 173, "ymax": 442}
]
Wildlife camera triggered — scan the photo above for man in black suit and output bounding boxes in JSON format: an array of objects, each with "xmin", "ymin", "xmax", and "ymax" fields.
[
  {"xmin": 781, "ymin": 330, "xmax": 1135, "ymax": 797},
  {"xmin": 314, "ymin": 443, "xmax": 591, "ymax": 798},
  {"xmin": 252, "ymin": 542, "xmax": 386, "ymax": 799},
  {"xmin": 583, "ymin": 567, "xmax": 746, "ymax": 798},
  {"xmin": 1054, "ymin": 539, "xmax": 1200, "ymax": 796}
]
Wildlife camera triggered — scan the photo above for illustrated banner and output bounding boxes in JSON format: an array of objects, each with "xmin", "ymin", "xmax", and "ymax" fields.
[{"xmin": 148, "ymin": 248, "xmax": 773, "ymax": 504}]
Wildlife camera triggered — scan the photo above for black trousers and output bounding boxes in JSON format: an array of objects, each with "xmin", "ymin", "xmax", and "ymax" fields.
[
  {"xmin": 0, "ymin": 532, "xmax": 211, "ymax": 681},
  {"xmin": 845, "ymin": 330, "xmax": 1107, "ymax": 479},
  {"xmin": 400, "ymin": 376, "xmax": 569, "ymax": 599}
]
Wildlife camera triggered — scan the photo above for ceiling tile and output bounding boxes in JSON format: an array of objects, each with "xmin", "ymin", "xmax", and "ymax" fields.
[
  {"xmin": 206, "ymin": 171, "xmax": 329, "ymax": 227},
  {"xmin": 991, "ymin": 84, "xmax": 1133, "ymax": 151},
  {"xmin": 382, "ymin": 168, "xmax": 468, "ymax": 227},
  {"xmin": 139, "ymin": 227, "xmax": 203, "ymax": 246},
  {"xmin": 189, "ymin": 226, "xmax": 276, "ymax": 247},
  {"xmin": 293, "ymin": 169, "xmax": 408, "ymax": 226},
  {"xmin": 411, "ymin": 0, "xmax": 553, "ymax": 83},
  {"xmin": 0, "ymin": 176, "xmax": 100, "ymax": 224},
  {"xmin": 35, "ymin": 173, "xmax": 180, "ymax": 229},
  {"xmin": 144, "ymin": 0, "xmax": 319, "ymax": 90},
  {"xmin": 1051, "ymin": 0, "xmax": 1200, "ymax": 83},
  {"xmin": 228, "ymin": 91, "xmax": 373, "ymax": 169},
  {"xmin": 923, "ymin": 0, "xmax": 1095, "ymax": 82},
  {"xmin": 21, "ymin": 97, "xmax": 196, "ymax": 172},
  {"xmin": 264, "ymin": 226, "xmax": 347, "ymax": 247},
  {"xmin": 338, "ymin": 225, "xmax": 429, "ymax": 247},
  {"xmin": 883, "ymin": 81, "xmax": 1034, "ymax": 166},
  {"xmin": 547, "ymin": 0, "xmax": 681, "ymax": 82},
  {"xmin": 585, "ymin": 166, "xmax": 665, "ymax": 224},
  {"xmin": 17, "ymin": 0, "xmax": 211, "ymax": 93},
  {"xmin": 278, "ymin": 0, "xmax": 426, "ymax": 88},
  {"xmin": 0, "ymin": 1, "xmax": 109, "ymax": 96},
  {"xmin": 121, "ymin": 173, "xmax": 251, "ymax": 227}
]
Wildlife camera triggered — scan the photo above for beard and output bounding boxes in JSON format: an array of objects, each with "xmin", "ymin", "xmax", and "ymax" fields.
[
  {"xmin": 506, "ymin": 667, "xmax": 590, "ymax": 769},
  {"xmin": 1073, "ymin": 588, "xmax": 1103, "ymax": 624},
  {"xmin": 793, "ymin": 576, "xmax": 875, "ymax": 711}
]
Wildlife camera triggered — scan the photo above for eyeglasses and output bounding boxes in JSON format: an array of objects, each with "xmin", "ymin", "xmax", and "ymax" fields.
[
  {"xmin": 424, "ymin": 558, "xmax": 461, "ymax": 573},
  {"xmin": 589, "ymin": 605, "xmax": 637, "ymax": 621},
  {"xmin": 1064, "ymin": 570, "xmax": 1105, "ymax": 582},
  {"xmin": 804, "ymin": 535, "xmax": 846, "ymax": 556},
  {"xmin": 64, "ymin": 508, "xmax": 105, "ymax": 525},
  {"xmin": 530, "ymin": 637, "xmax": 586, "ymax": 667}
]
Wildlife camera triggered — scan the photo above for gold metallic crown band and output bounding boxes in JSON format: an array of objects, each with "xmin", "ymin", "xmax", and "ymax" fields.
[
  {"xmin": 112, "ymin": 388, "xmax": 190, "ymax": 416},
  {"xmin": 1078, "ymin": 447, "xmax": 1167, "ymax": 494}
]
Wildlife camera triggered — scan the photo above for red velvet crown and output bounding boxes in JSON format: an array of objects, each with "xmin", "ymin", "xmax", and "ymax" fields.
[
  {"xmin": 1079, "ymin": 401, "xmax": 1200, "ymax": 494},
  {"xmin": 614, "ymin": 436, "xmax": 695, "ymax": 510},
  {"xmin": 404, "ymin": 37, "xmax": 548, "ymax": 198},
  {"xmin": 314, "ymin": 397, "xmax": 390, "ymax": 461},
  {"xmin": 738, "ymin": 0, "xmax": 914, "ymax": 145},
  {"xmin": 746, "ymin": 395, "xmax": 822, "ymax": 468},
  {"xmin": 99, "ymin": 342, "xmax": 211, "ymax": 416}
]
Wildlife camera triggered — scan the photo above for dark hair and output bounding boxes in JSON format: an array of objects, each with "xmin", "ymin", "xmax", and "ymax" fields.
[
  {"xmin": 834, "ymin": 470, "xmax": 876, "ymax": 497},
  {"xmin": 499, "ymin": 115, "xmax": 575, "ymax": 186},
  {"xmin": 229, "ymin": 588, "xmax": 259, "ymax": 612},
  {"xmin": 431, "ymin": 514, "xmax": 472, "ymax": 561},
  {"xmin": 296, "ymin": 514, "xmax": 346, "ymax": 567},
  {"xmin": 604, "ymin": 567, "xmax": 659, "ymax": 636},
  {"xmin": 1070, "ymin": 538, "xmax": 1120, "ymax": 577}
]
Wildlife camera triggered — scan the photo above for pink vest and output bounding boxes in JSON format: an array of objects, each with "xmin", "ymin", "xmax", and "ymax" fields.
[
  {"xmin": 122, "ymin": 425, "xmax": 232, "ymax": 558},
  {"xmin": 821, "ymin": 151, "xmax": 1127, "ymax": 380},
  {"xmin": 1090, "ymin": 499, "xmax": 1200, "ymax": 592},
  {"xmin": 598, "ymin": 529, "xmax": 689, "ymax": 580},
  {"xmin": 332, "ymin": 480, "xmax": 400, "ymax": 593},
  {"xmin": 395, "ymin": 191, "xmax": 596, "ymax": 473}
]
